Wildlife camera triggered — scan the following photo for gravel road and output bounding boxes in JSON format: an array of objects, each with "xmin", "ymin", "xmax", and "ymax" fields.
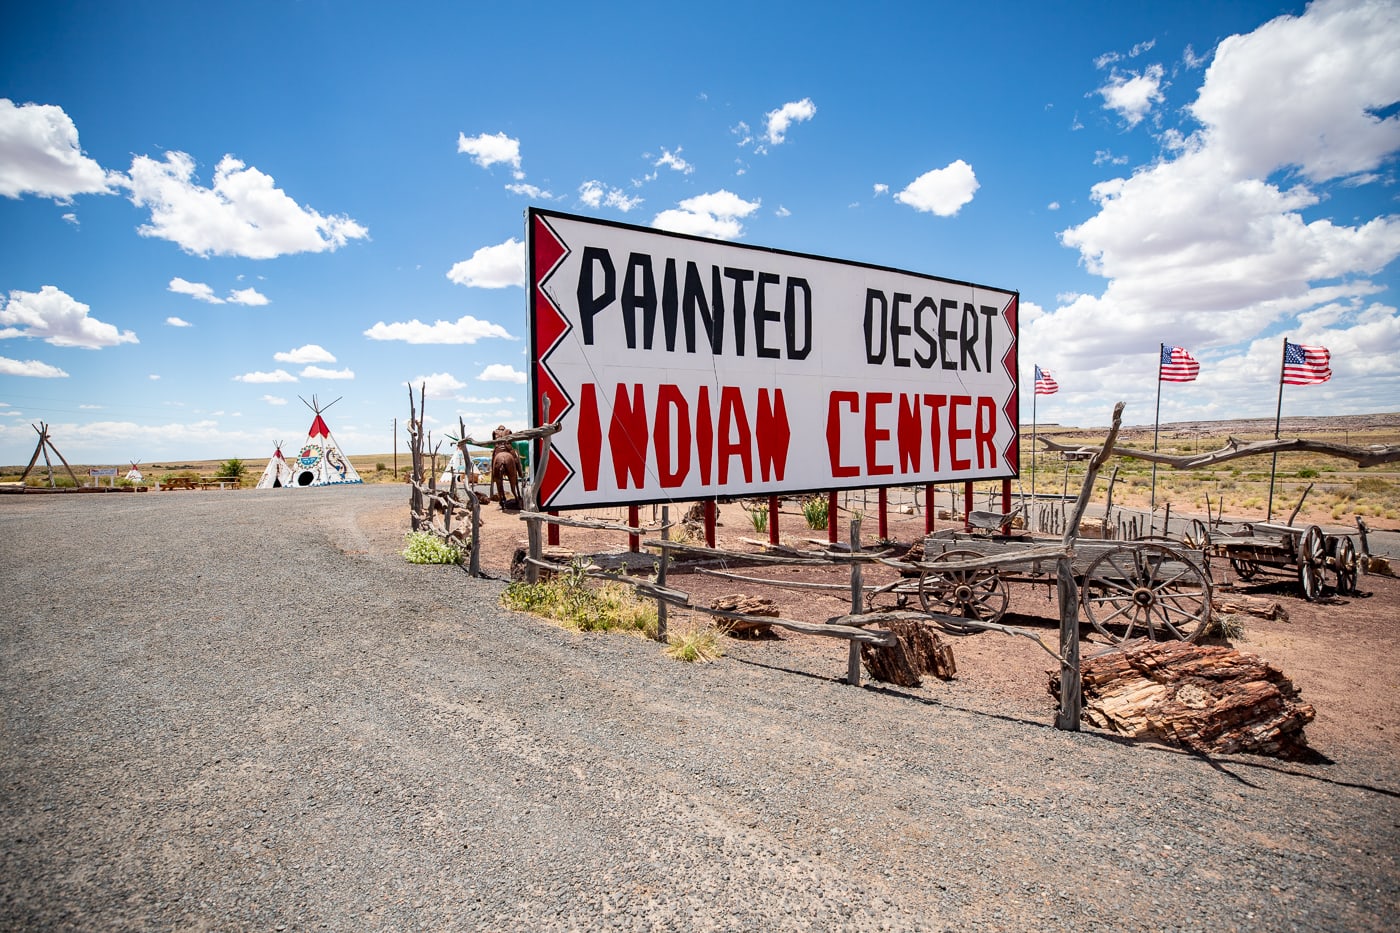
[{"xmin": 2, "ymin": 486, "xmax": 1397, "ymax": 931}]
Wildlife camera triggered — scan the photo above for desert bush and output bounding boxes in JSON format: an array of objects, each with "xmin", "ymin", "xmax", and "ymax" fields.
[
  {"xmin": 25, "ymin": 474, "xmax": 78, "ymax": 488},
  {"xmin": 1356, "ymin": 476, "xmax": 1394, "ymax": 495},
  {"xmin": 1206, "ymin": 613, "xmax": 1246, "ymax": 641},
  {"xmin": 401, "ymin": 531, "xmax": 463, "ymax": 565},
  {"xmin": 802, "ymin": 495, "xmax": 829, "ymax": 530},
  {"xmin": 1297, "ymin": 467, "xmax": 1320, "ymax": 478},
  {"xmin": 376, "ymin": 462, "xmax": 387, "ymax": 472},
  {"xmin": 502, "ymin": 558, "xmax": 657, "ymax": 637},
  {"xmin": 665, "ymin": 624, "xmax": 725, "ymax": 662},
  {"xmin": 744, "ymin": 501, "xmax": 769, "ymax": 534}
]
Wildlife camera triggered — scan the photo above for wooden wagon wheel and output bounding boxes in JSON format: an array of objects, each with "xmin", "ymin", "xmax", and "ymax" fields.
[
  {"xmin": 1229, "ymin": 556, "xmax": 1260, "ymax": 580},
  {"xmin": 1330, "ymin": 535, "xmax": 1359, "ymax": 596},
  {"xmin": 918, "ymin": 549, "xmax": 1009, "ymax": 633},
  {"xmin": 1184, "ymin": 519, "xmax": 1211, "ymax": 551},
  {"xmin": 1081, "ymin": 543, "xmax": 1212, "ymax": 644},
  {"xmin": 1297, "ymin": 525, "xmax": 1325, "ymax": 602}
]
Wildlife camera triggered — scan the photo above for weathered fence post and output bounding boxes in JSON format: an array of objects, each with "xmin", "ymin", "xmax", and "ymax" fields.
[
  {"xmin": 468, "ymin": 489, "xmax": 482, "ymax": 577},
  {"xmin": 1055, "ymin": 555, "xmax": 1081, "ymax": 729},
  {"xmin": 655, "ymin": 505, "xmax": 669, "ymax": 643},
  {"xmin": 847, "ymin": 516, "xmax": 863, "ymax": 686},
  {"xmin": 1055, "ymin": 401, "xmax": 1125, "ymax": 731}
]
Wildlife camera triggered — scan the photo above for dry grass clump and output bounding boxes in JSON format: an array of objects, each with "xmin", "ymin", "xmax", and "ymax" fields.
[{"xmin": 502, "ymin": 559, "xmax": 658, "ymax": 638}]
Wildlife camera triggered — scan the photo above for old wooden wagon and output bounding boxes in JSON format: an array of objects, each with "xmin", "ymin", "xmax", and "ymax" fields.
[
  {"xmin": 884, "ymin": 530, "xmax": 1214, "ymax": 646},
  {"xmin": 1205, "ymin": 521, "xmax": 1359, "ymax": 600}
]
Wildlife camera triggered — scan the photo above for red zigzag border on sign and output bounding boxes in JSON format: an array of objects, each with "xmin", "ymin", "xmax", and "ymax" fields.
[
  {"xmin": 999, "ymin": 295, "xmax": 1019, "ymax": 474},
  {"xmin": 531, "ymin": 214, "xmax": 575, "ymax": 508}
]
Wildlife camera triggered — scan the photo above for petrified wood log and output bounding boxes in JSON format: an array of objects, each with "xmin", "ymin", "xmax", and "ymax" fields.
[
  {"xmin": 1211, "ymin": 593, "xmax": 1289, "ymax": 622},
  {"xmin": 861, "ymin": 618, "xmax": 957, "ymax": 687},
  {"xmin": 711, "ymin": 594, "xmax": 778, "ymax": 637},
  {"xmin": 1050, "ymin": 639, "xmax": 1315, "ymax": 759}
]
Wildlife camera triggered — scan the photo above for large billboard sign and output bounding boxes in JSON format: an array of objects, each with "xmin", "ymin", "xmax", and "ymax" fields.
[{"xmin": 528, "ymin": 208, "xmax": 1019, "ymax": 510}]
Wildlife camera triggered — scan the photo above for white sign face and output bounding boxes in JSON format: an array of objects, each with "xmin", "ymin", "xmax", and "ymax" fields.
[{"xmin": 528, "ymin": 208, "xmax": 1020, "ymax": 510}]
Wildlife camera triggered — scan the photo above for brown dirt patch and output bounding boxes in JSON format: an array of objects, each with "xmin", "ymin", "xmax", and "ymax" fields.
[{"xmin": 376, "ymin": 493, "xmax": 1398, "ymax": 763}]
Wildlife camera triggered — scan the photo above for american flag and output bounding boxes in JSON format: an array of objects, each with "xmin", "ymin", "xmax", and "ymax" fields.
[
  {"xmin": 1282, "ymin": 341, "xmax": 1331, "ymax": 385},
  {"xmin": 1034, "ymin": 365, "xmax": 1058, "ymax": 395},
  {"xmin": 1159, "ymin": 345, "xmax": 1200, "ymax": 382}
]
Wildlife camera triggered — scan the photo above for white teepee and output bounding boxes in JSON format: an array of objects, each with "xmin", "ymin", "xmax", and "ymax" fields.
[
  {"xmin": 439, "ymin": 446, "xmax": 468, "ymax": 486},
  {"xmin": 255, "ymin": 441, "xmax": 295, "ymax": 489},
  {"xmin": 125, "ymin": 460, "xmax": 144, "ymax": 483},
  {"xmin": 288, "ymin": 397, "xmax": 362, "ymax": 487}
]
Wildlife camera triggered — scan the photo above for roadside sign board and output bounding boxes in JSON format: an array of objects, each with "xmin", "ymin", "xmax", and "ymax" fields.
[{"xmin": 527, "ymin": 208, "xmax": 1019, "ymax": 510}]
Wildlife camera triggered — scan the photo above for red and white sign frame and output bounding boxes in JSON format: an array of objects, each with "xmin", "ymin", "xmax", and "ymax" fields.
[{"xmin": 528, "ymin": 208, "xmax": 1019, "ymax": 510}]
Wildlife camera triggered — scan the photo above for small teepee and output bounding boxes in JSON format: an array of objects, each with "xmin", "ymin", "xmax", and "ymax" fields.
[
  {"xmin": 125, "ymin": 460, "xmax": 144, "ymax": 483},
  {"xmin": 288, "ymin": 396, "xmax": 362, "ymax": 487},
  {"xmin": 439, "ymin": 445, "xmax": 468, "ymax": 486},
  {"xmin": 255, "ymin": 441, "xmax": 295, "ymax": 489}
]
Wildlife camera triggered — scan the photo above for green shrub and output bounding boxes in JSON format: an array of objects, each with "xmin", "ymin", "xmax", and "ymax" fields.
[
  {"xmin": 1297, "ymin": 467, "xmax": 1319, "ymax": 479},
  {"xmin": 746, "ymin": 502, "xmax": 769, "ymax": 533},
  {"xmin": 376, "ymin": 462, "xmax": 387, "ymax": 472},
  {"xmin": 802, "ymin": 495, "xmax": 829, "ymax": 530},
  {"xmin": 216, "ymin": 458, "xmax": 246, "ymax": 479},
  {"xmin": 24, "ymin": 474, "xmax": 78, "ymax": 488},
  {"xmin": 401, "ymin": 531, "xmax": 464, "ymax": 564},
  {"xmin": 502, "ymin": 558, "xmax": 657, "ymax": 636}
]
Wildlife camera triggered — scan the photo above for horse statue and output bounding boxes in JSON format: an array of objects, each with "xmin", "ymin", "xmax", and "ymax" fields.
[{"xmin": 490, "ymin": 425, "xmax": 524, "ymax": 508}]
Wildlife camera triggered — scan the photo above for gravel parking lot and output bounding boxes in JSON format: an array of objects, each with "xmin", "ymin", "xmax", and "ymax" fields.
[{"xmin": 2, "ymin": 485, "xmax": 1396, "ymax": 931}]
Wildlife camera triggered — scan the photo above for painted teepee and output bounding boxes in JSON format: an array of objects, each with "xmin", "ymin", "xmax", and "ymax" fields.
[
  {"xmin": 125, "ymin": 460, "xmax": 144, "ymax": 483},
  {"xmin": 255, "ymin": 441, "xmax": 295, "ymax": 489},
  {"xmin": 288, "ymin": 396, "xmax": 362, "ymax": 487}
]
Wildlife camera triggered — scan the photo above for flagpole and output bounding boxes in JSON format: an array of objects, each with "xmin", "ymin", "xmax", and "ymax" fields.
[
  {"xmin": 1031, "ymin": 381, "xmax": 1038, "ymax": 502},
  {"xmin": 1266, "ymin": 338, "xmax": 1287, "ymax": 521},
  {"xmin": 1150, "ymin": 343, "xmax": 1163, "ymax": 527}
]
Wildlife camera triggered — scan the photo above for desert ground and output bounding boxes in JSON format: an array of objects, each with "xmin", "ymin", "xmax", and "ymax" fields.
[{"xmin": 3, "ymin": 478, "xmax": 1397, "ymax": 930}]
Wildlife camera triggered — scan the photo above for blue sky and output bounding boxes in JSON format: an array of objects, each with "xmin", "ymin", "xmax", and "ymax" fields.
[{"xmin": 2, "ymin": 0, "xmax": 1398, "ymax": 466}]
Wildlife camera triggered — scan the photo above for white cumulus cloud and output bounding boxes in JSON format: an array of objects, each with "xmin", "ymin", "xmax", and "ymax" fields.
[
  {"xmin": 168, "ymin": 277, "xmax": 222, "ymax": 303},
  {"xmin": 0, "ymin": 355, "xmax": 68, "ymax": 377},
  {"xmin": 1029, "ymin": 0, "xmax": 1400, "ymax": 416},
  {"xmin": 126, "ymin": 152, "xmax": 368, "ymax": 258},
  {"xmin": 0, "ymin": 285, "xmax": 138, "ymax": 348},
  {"xmin": 894, "ymin": 161, "xmax": 979, "ymax": 216},
  {"xmin": 457, "ymin": 131, "xmax": 523, "ymax": 177},
  {"xmin": 1095, "ymin": 63, "xmax": 1166, "ymax": 127},
  {"xmin": 764, "ymin": 98, "xmax": 816, "ymax": 145},
  {"xmin": 228, "ymin": 287, "xmax": 268, "ymax": 306},
  {"xmin": 300, "ymin": 365, "xmax": 354, "ymax": 380},
  {"xmin": 446, "ymin": 238, "xmax": 526, "ymax": 289},
  {"xmin": 166, "ymin": 316, "xmax": 192, "ymax": 327},
  {"xmin": 505, "ymin": 182, "xmax": 552, "ymax": 199},
  {"xmin": 409, "ymin": 372, "xmax": 468, "ymax": 399},
  {"xmin": 363, "ymin": 315, "xmax": 515, "ymax": 345},
  {"xmin": 578, "ymin": 180, "xmax": 643, "ymax": 212},
  {"xmin": 1190, "ymin": 0, "xmax": 1400, "ymax": 183},
  {"xmin": 261, "ymin": 395, "xmax": 287, "ymax": 405},
  {"xmin": 0, "ymin": 99, "xmax": 119, "ymax": 200},
  {"xmin": 654, "ymin": 148, "xmax": 693, "ymax": 174},
  {"xmin": 233, "ymin": 369, "xmax": 296, "ymax": 383},
  {"xmin": 274, "ymin": 344, "xmax": 336, "ymax": 364},
  {"xmin": 478, "ymin": 363, "xmax": 526, "ymax": 384},
  {"xmin": 651, "ymin": 190, "xmax": 761, "ymax": 240}
]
